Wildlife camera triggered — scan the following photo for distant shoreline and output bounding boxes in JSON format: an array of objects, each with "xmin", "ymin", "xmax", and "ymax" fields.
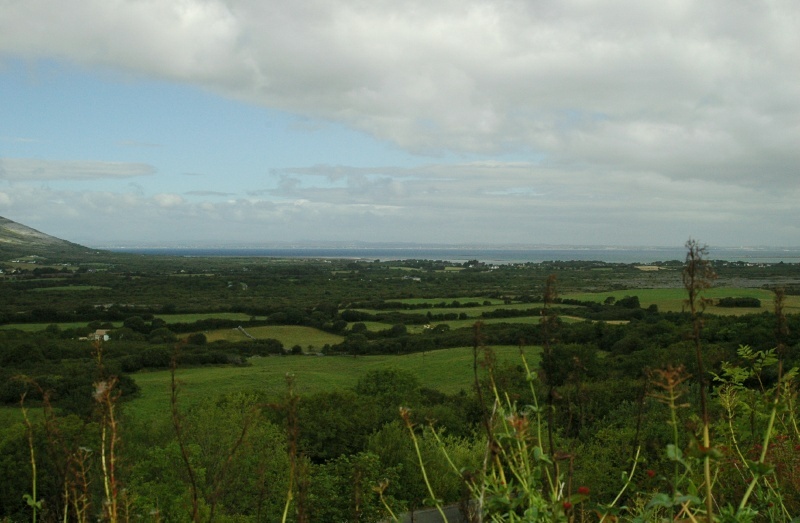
[{"xmin": 104, "ymin": 246, "xmax": 800, "ymax": 265}]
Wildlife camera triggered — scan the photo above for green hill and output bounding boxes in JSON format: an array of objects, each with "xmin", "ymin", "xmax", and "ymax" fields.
[{"xmin": 0, "ymin": 215, "xmax": 95, "ymax": 260}]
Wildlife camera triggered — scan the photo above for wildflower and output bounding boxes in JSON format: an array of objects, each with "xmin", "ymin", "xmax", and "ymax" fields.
[
  {"xmin": 646, "ymin": 469, "xmax": 656, "ymax": 478},
  {"xmin": 562, "ymin": 501, "xmax": 573, "ymax": 510},
  {"xmin": 577, "ymin": 486, "xmax": 590, "ymax": 495}
]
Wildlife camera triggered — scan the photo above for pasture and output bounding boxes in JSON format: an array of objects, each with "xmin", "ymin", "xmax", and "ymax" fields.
[
  {"xmin": 29, "ymin": 285, "xmax": 111, "ymax": 292},
  {"xmin": 201, "ymin": 325, "xmax": 345, "ymax": 348},
  {"xmin": 561, "ymin": 287, "xmax": 799, "ymax": 314},
  {"xmin": 359, "ymin": 316, "xmax": 543, "ymax": 334},
  {"xmin": 125, "ymin": 345, "xmax": 541, "ymax": 422},
  {"xmin": 156, "ymin": 312, "xmax": 256, "ymax": 323},
  {"xmin": 352, "ymin": 301, "xmax": 547, "ymax": 319}
]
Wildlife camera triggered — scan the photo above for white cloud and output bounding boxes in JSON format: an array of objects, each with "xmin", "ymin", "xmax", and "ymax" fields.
[
  {"xmin": 2, "ymin": 159, "xmax": 796, "ymax": 247},
  {"xmin": 153, "ymin": 193, "xmax": 185, "ymax": 208},
  {"xmin": 1, "ymin": 0, "xmax": 798, "ymax": 186},
  {"xmin": 2, "ymin": 1, "xmax": 799, "ymax": 247},
  {"xmin": 0, "ymin": 157, "xmax": 155, "ymax": 180}
]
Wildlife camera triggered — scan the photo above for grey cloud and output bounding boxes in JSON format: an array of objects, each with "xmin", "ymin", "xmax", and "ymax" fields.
[
  {"xmin": 0, "ymin": 157, "xmax": 156, "ymax": 180},
  {"xmin": 2, "ymin": 0, "xmax": 797, "ymax": 186},
  {"xmin": 185, "ymin": 190, "xmax": 234, "ymax": 197},
  {"xmin": 2, "ymin": 161, "xmax": 798, "ymax": 247}
]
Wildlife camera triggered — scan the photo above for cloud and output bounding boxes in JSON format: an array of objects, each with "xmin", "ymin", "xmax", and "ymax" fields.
[
  {"xmin": 0, "ymin": 157, "xmax": 155, "ymax": 180},
  {"xmin": 3, "ymin": 159, "xmax": 789, "ymax": 247},
  {"xmin": 2, "ymin": 1, "xmax": 799, "ymax": 247},
  {"xmin": 153, "ymin": 193, "xmax": 185, "ymax": 207},
  {"xmin": 185, "ymin": 190, "xmax": 234, "ymax": 197},
  {"xmin": 1, "ymin": 0, "xmax": 798, "ymax": 187}
]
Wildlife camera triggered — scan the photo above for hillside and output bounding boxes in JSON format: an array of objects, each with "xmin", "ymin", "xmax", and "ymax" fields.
[{"xmin": 0, "ymin": 216, "xmax": 94, "ymax": 259}]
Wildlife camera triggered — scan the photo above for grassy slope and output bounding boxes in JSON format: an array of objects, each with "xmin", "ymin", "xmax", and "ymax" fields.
[{"xmin": 125, "ymin": 345, "xmax": 541, "ymax": 423}]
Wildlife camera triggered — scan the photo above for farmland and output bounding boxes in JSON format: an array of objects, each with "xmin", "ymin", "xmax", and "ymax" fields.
[{"xmin": 2, "ymin": 249, "xmax": 800, "ymax": 522}]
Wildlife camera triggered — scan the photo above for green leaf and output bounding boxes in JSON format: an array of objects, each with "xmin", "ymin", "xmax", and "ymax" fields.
[
  {"xmin": 745, "ymin": 460, "xmax": 775, "ymax": 476},
  {"xmin": 666, "ymin": 444, "xmax": 683, "ymax": 462},
  {"xmin": 22, "ymin": 494, "xmax": 42, "ymax": 509},
  {"xmin": 646, "ymin": 493, "xmax": 673, "ymax": 509},
  {"xmin": 674, "ymin": 493, "xmax": 701, "ymax": 505},
  {"xmin": 533, "ymin": 445, "xmax": 551, "ymax": 464}
]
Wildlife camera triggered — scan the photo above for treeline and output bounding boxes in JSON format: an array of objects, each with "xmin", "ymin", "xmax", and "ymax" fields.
[
  {"xmin": 347, "ymin": 299, "xmax": 495, "ymax": 310},
  {"xmin": 0, "ymin": 328, "xmax": 291, "ymax": 416},
  {"xmin": 717, "ymin": 296, "xmax": 761, "ymax": 307}
]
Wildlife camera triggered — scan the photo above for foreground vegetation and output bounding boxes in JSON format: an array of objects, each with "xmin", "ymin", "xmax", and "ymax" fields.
[{"xmin": 1, "ymin": 243, "xmax": 800, "ymax": 522}]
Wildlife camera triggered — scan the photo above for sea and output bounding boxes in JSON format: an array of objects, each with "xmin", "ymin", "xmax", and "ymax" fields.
[{"xmin": 105, "ymin": 245, "xmax": 800, "ymax": 265}]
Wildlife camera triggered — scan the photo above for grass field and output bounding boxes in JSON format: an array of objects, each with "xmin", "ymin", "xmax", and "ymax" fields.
[
  {"xmin": 125, "ymin": 345, "xmax": 541, "ymax": 422},
  {"xmin": 354, "ymin": 302, "xmax": 548, "ymax": 319},
  {"xmin": 202, "ymin": 325, "xmax": 345, "ymax": 349},
  {"xmin": 358, "ymin": 316, "xmax": 543, "ymax": 334},
  {"xmin": 29, "ymin": 285, "xmax": 111, "ymax": 292},
  {"xmin": 156, "ymin": 312, "xmax": 257, "ymax": 323},
  {"xmin": 561, "ymin": 287, "xmax": 800, "ymax": 315}
]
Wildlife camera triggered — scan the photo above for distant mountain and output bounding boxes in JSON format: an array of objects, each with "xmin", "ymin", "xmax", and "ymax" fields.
[{"xmin": 0, "ymin": 216, "xmax": 93, "ymax": 259}]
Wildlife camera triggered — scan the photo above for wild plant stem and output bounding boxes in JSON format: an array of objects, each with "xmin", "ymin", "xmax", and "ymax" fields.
[
  {"xmin": 684, "ymin": 240, "xmax": 715, "ymax": 522},
  {"xmin": 598, "ymin": 446, "xmax": 641, "ymax": 523},
  {"xmin": 100, "ymin": 422, "xmax": 111, "ymax": 518},
  {"xmin": 378, "ymin": 488, "xmax": 400, "ymax": 523},
  {"xmin": 21, "ymin": 395, "xmax": 38, "ymax": 523},
  {"xmin": 725, "ymin": 406, "xmax": 749, "ymax": 482},
  {"xmin": 738, "ymin": 364, "xmax": 781, "ymax": 512},
  {"xmin": 402, "ymin": 409, "xmax": 449, "ymax": 522},
  {"xmin": 280, "ymin": 488, "xmax": 293, "ymax": 523},
  {"xmin": 519, "ymin": 350, "xmax": 545, "ymax": 455}
]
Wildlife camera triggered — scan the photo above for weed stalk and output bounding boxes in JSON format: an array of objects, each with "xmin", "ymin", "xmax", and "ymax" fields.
[{"xmin": 683, "ymin": 239, "xmax": 716, "ymax": 522}]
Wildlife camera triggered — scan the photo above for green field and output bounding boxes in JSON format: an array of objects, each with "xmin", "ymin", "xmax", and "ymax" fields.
[
  {"xmin": 156, "ymin": 312, "xmax": 256, "ymax": 323},
  {"xmin": 561, "ymin": 287, "xmax": 800, "ymax": 314},
  {"xmin": 202, "ymin": 325, "xmax": 345, "ymax": 348},
  {"xmin": 358, "ymin": 316, "xmax": 542, "ymax": 334},
  {"xmin": 354, "ymin": 301, "xmax": 547, "ymax": 319},
  {"xmin": 29, "ymin": 285, "xmax": 111, "ymax": 292},
  {"xmin": 125, "ymin": 345, "xmax": 541, "ymax": 422}
]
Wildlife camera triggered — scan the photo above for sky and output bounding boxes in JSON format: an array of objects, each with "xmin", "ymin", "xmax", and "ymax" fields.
[{"xmin": 1, "ymin": 0, "xmax": 799, "ymax": 248}]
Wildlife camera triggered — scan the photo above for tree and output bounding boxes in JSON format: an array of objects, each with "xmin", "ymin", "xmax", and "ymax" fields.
[{"xmin": 123, "ymin": 316, "xmax": 148, "ymax": 334}]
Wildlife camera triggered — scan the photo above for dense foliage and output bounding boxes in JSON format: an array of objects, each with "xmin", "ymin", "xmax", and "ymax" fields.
[{"xmin": 1, "ymin": 249, "xmax": 799, "ymax": 522}]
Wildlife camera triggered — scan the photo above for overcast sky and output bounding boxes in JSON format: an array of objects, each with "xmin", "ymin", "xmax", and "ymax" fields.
[{"xmin": 1, "ymin": 0, "xmax": 799, "ymax": 248}]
